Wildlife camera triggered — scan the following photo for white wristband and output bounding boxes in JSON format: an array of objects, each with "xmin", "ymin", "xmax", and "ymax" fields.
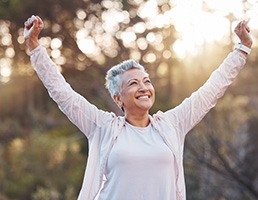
[{"xmin": 235, "ymin": 43, "xmax": 251, "ymax": 55}]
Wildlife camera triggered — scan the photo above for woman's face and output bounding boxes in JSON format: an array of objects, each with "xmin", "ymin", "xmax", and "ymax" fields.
[{"xmin": 116, "ymin": 68, "xmax": 155, "ymax": 115}]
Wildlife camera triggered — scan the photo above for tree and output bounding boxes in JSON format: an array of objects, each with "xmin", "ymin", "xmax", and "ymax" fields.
[{"xmin": 185, "ymin": 95, "xmax": 258, "ymax": 200}]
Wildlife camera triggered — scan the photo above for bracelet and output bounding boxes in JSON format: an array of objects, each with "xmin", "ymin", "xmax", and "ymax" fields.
[{"xmin": 235, "ymin": 43, "xmax": 251, "ymax": 55}]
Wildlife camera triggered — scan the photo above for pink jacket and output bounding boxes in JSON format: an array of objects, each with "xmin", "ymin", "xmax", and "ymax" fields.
[{"xmin": 30, "ymin": 45, "xmax": 246, "ymax": 200}]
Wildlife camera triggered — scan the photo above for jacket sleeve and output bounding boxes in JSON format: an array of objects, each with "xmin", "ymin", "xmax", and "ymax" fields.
[
  {"xmin": 163, "ymin": 50, "xmax": 247, "ymax": 142},
  {"xmin": 30, "ymin": 45, "xmax": 114, "ymax": 139}
]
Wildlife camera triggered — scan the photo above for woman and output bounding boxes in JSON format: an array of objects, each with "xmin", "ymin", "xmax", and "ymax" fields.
[{"xmin": 24, "ymin": 15, "xmax": 252, "ymax": 200}]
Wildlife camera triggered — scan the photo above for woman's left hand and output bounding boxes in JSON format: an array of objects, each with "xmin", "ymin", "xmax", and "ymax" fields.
[{"xmin": 234, "ymin": 20, "xmax": 253, "ymax": 48}]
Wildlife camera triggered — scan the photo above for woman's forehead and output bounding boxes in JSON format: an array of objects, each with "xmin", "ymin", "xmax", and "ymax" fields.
[{"xmin": 121, "ymin": 68, "xmax": 149, "ymax": 81}]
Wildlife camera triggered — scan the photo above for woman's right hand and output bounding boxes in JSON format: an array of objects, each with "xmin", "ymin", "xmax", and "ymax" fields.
[{"xmin": 24, "ymin": 15, "xmax": 44, "ymax": 51}]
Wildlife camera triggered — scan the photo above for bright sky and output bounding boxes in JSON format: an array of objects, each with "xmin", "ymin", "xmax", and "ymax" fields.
[{"xmin": 170, "ymin": 0, "xmax": 258, "ymax": 58}]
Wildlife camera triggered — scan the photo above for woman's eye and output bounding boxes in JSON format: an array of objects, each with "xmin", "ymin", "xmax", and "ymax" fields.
[
  {"xmin": 129, "ymin": 81, "xmax": 137, "ymax": 86},
  {"xmin": 145, "ymin": 80, "xmax": 151, "ymax": 84}
]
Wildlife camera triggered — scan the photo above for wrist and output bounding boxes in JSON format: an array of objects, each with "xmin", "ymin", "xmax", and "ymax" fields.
[
  {"xmin": 25, "ymin": 38, "xmax": 39, "ymax": 51},
  {"xmin": 235, "ymin": 43, "xmax": 251, "ymax": 56},
  {"xmin": 240, "ymin": 40, "xmax": 253, "ymax": 48}
]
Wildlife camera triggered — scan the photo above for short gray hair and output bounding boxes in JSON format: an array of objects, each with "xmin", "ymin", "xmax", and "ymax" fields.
[{"xmin": 105, "ymin": 59, "xmax": 146, "ymax": 99}]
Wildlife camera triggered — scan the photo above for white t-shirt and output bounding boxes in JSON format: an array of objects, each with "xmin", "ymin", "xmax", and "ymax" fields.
[{"xmin": 98, "ymin": 122, "xmax": 176, "ymax": 200}]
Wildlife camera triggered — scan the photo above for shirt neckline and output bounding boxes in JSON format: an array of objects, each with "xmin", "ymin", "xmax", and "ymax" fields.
[{"xmin": 125, "ymin": 121, "xmax": 152, "ymax": 134}]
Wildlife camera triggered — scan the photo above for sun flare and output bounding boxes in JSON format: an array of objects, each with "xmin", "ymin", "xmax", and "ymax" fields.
[{"xmin": 170, "ymin": 0, "xmax": 258, "ymax": 58}]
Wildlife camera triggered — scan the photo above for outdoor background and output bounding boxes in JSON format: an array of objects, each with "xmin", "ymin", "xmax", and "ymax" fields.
[{"xmin": 0, "ymin": 0, "xmax": 258, "ymax": 199}]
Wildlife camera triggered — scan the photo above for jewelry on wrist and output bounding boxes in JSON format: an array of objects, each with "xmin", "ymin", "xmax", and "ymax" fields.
[{"xmin": 235, "ymin": 43, "xmax": 251, "ymax": 55}]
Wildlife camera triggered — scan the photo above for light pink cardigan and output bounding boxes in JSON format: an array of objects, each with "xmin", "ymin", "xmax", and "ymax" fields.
[{"xmin": 30, "ymin": 45, "xmax": 246, "ymax": 200}]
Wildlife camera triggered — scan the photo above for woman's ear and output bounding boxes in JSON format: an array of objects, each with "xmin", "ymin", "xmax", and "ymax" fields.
[
  {"xmin": 114, "ymin": 95, "xmax": 124, "ymax": 113},
  {"xmin": 114, "ymin": 95, "xmax": 122, "ymax": 108}
]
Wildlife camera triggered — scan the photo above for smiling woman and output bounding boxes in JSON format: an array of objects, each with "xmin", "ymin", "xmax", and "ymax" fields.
[
  {"xmin": 23, "ymin": 14, "xmax": 253, "ymax": 200},
  {"xmin": 113, "ymin": 67, "xmax": 155, "ymax": 126}
]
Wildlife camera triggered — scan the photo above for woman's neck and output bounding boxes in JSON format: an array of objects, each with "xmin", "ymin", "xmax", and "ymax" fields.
[{"xmin": 125, "ymin": 112, "xmax": 150, "ymax": 127}]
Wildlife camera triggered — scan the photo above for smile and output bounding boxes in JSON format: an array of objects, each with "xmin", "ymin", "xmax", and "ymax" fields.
[{"xmin": 136, "ymin": 95, "xmax": 150, "ymax": 99}]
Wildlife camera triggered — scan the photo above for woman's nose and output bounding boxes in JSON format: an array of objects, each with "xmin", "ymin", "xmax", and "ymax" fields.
[{"xmin": 138, "ymin": 82, "xmax": 148, "ymax": 91}]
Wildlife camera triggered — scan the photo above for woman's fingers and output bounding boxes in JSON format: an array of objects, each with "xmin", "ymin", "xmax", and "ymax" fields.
[
  {"xmin": 24, "ymin": 15, "xmax": 36, "ymax": 29},
  {"xmin": 23, "ymin": 15, "xmax": 43, "ymax": 39},
  {"xmin": 234, "ymin": 20, "xmax": 253, "ymax": 48}
]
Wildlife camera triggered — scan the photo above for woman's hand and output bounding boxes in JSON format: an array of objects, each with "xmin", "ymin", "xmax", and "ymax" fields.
[
  {"xmin": 234, "ymin": 20, "xmax": 253, "ymax": 48},
  {"xmin": 24, "ymin": 15, "xmax": 44, "ymax": 51}
]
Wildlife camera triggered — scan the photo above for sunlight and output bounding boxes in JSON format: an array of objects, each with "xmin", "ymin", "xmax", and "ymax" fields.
[
  {"xmin": 39, "ymin": 37, "xmax": 51, "ymax": 48},
  {"xmin": 138, "ymin": 0, "xmax": 158, "ymax": 20},
  {"xmin": 130, "ymin": 0, "xmax": 244, "ymax": 58},
  {"xmin": 136, "ymin": 37, "xmax": 148, "ymax": 50},
  {"xmin": 73, "ymin": 0, "xmax": 258, "ymax": 61},
  {"xmin": 50, "ymin": 38, "xmax": 62, "ymax": 49},
  {"xmin": 154, "ymin": 12, "xmax": 171, "ymax": 28},
  {"xmin": 120, "ymin": 30, "xmax": 137, "ymax": 47},
  {"xmin": 143, "ymin": 52, "xmax": 156, "ymax": 63},
  {"xmin": 76, "ymin": 9, "xmax": 87, "ymax": 20},
  {"xmin": 51, "ymin": 49, "xmax": 61, "ymax": 59},
  {"xmin": 146, "ymin": 32, "xmax": 156, "ymax": 43},
  {"xmin": 163, "ymin": 50, "xmax": 172, "ymax": 59},
  {"xmin": 76, "ymin": 28, "xmax": 89, "ymax": 40},
  {"xmin": 206, "ymin": 0, "xmax": 244, "ymax": 17},
  {"xmin": 5, "ymin": 47, "xmax": 15, "ymax": 58},
  {"xmin": 133, "ymin": 22, "xmax": 146, "ymax": 34},
  {"xmin": 157, "ymin": 62, "xmax": 168, "ymax": 76},
  {"xmin": 77, "ymin": 37, "xmax": 100, "ymax": 57},
  {"xmin": 172, "ymin": 40, "xmax": 188, "ymax": 59},
  {"xmin": 0, "ymin": 59, "xmax": 11, "ymax": 77},
  {"xmin": 170, "ymin": 0, "xmax": 247, "ymax": 58},
  {"xmin": 101, "ymin": 8, "xmax": 130, "ymax": 33},
  {"xmin": 130, "ymin": 50, "xmax": 141, "ymax": 61},
  {"xmin": 171, "ymin": 0, "xmax": 258, "ymax": 58},
  {"xmin": 55, "ymin": 56, "xmax": 66, "ymax": 66},
  {"xmin": 1, "ymin": 65, "xmax": 12, "ymax": 78},
  {"xmin": 1, "ymin": 33, "xmax": 12, "ymax": 46},
  {"xmin": 0, "ymin": 58, "xmax": 12, "ymax": 83}
]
